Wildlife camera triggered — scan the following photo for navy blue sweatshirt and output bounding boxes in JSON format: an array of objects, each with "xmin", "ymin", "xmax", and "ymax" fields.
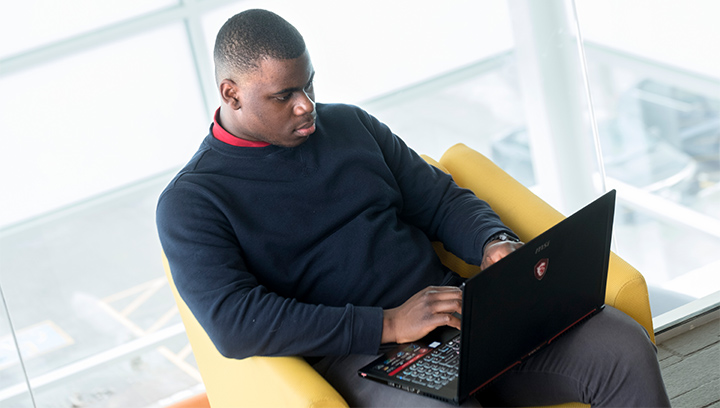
[{"xmin": 156, "ymin": 103, "xmax": 512, "ymax": 359}]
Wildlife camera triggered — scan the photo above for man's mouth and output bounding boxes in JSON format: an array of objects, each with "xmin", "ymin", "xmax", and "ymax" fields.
[{"xmin": 295, "ymin": 121, "xmax": 316, "ymax": 137}]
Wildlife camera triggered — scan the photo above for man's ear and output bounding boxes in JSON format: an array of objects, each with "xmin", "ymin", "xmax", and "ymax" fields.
[{"xmin": 219, "ymin": 79, "xmax": 242, "ymax": 110}]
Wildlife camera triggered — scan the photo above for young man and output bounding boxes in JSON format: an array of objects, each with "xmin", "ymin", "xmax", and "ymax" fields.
[{"xmin": 157, "ymin": 9, "xmax": 670, "ymax": 407}]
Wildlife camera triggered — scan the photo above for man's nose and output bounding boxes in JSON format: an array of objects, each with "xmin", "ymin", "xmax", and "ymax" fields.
[{"xmin": 294, "ymin": 91, "xmax": 315, "ymax": 116}]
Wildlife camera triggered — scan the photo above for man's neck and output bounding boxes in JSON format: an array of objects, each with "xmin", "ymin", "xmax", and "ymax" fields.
[{"xmin": 213, "ymin": 107, "xmax": 270, "ymax": 147}]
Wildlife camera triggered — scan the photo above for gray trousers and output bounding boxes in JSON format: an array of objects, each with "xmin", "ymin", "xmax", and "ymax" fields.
[{"xmin": 312, "ymin": 306, "xmax": 671, "ymax": 407}]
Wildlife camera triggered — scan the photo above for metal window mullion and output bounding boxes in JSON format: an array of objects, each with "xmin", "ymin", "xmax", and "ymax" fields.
[
  {"xmin": 182, "ymin": 0, "xmax": 220, "ymax": 121},
  {"xmin": 0, "ymin": 324, "xmax": 187, "ymax": 402},
  {"xmin": 583, "ymin": 43, "xmax": 720, "ymax": 101},
  {"xmin": 0, "ymin": 0, "xmax": 240, "ymax": 78}
]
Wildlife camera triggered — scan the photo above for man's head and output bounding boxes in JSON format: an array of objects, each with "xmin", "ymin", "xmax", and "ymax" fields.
[
  {"xmin": 214, "ymin": 9, "xmax": 316, "ymax": 147},
  {"xmin": 214, "ymin": 9, "xmax": 306, "ymax": 83}
]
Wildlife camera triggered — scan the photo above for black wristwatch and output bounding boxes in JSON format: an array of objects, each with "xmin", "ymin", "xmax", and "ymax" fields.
[{"xmin": 484, "ymin": 232, "xmax": 520, "ymax": 251}]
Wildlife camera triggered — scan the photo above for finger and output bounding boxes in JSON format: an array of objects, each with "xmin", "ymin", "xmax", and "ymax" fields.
[
  {"xmin": 446, "ymin": 313, "xmax": 462, "ymax": 330},
  {"xmin": 424, "ymin": 286, "xmax": 463, "ymax": 299},
  {"xmin": 427, "ymin": 297, "xmax": 463, "ymax": 315},
  {"xmin": 423, "ymin": 288, "xmax": 463, "ymax": 311},
  {"xmin": 426, "ymin": 285, "xmax": 463, "ymax": 293},
  {"xmin": 424, "ymin": 311, "xmax": 462, "ymax": 331}
]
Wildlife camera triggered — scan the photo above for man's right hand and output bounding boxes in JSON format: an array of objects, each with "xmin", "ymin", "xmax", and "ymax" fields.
[{"xmin": 381, "ymin": 286, "xmax": 463, "ymax": 344}]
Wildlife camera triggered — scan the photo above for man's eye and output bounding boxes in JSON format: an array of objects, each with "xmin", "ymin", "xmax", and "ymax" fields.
[{"xmin": 276, "ymin": 94, "xmax": 291, "ymax": 101}]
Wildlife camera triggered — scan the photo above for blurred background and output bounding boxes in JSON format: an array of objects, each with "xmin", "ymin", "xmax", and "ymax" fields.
[{"xmin": 0, "ymin": 0, "xmax": 718, "ymax": 406}]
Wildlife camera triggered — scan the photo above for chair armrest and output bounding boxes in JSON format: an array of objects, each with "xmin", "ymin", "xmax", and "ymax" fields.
[
  {"xmin": 431, "ymin": 144, "xmax": 655, "ymax": 343},
  {"xmin": 606, "ymin": 253, "xmax": 655, "ymax": 343},
  {"xmin": 162, "ymin": 254, "xmax": 348, "ymax": 408}
]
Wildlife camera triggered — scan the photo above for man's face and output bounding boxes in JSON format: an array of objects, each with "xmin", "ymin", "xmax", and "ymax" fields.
[{"xmin": 222, "ymin": 51, "xmax": 316, "ymax": 148}]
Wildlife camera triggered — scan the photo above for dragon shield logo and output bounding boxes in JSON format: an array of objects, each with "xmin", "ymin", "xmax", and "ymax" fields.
[{"xmin": 534, "ymin": 259, "xmax": 549, "ymax": 280}]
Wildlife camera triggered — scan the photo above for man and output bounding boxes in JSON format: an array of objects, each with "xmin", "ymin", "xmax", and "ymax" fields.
[{"xmin": 157, "ymin": 9, "xmax": 670, "ymax": 407}]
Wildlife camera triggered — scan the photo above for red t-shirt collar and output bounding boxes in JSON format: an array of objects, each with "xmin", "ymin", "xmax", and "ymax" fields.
[{"xmin": 212, "ymin": 108, "xmax": 270, "ymax": 147}]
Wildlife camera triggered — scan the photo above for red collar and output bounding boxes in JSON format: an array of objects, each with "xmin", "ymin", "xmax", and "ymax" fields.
[{"xmin": 212, "ymin": 108, "xmax": 270, "ymax": 147}]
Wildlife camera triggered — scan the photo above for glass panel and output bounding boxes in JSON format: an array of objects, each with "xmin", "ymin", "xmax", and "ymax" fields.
[
  {"xmin": 203, "ymin": 0, "xmax": 603, "ymax": 209},
  {"xmin": 576, "ymin": 0, "xmax": 720, "ymax": 315},
  {"xmin": 0, "ymin": 24, "xmax": 207, "ymax": 228},
  {"xmin": 363, "ymin": 54, "xmax": 525, "ymax": 164},
  {"xmin": 202, "ymin": 0, "xmax": 514, "ymax": 117},
  {"xmin": 0, "ymin": 287, "xmax": 35, "ymax": 407},
  {"xmin": 0, "ymin": 178, "xmax": 201, "ymax": 406},
  {"xmin": 360, "ymin": 0, "xmax": 603, "ymax": 214},
  {"xmin": 0, "ymin": 24, "xmax": 206, "ymax": 406},
  {"xmin": 0, "ymin": 0, "xmax": 179, "ymax": 58}
]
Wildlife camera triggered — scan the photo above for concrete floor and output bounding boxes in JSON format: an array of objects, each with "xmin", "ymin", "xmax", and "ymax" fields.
[{"xmin": 658, "ymin": 315, "xmax": 720, "ymax": 407}]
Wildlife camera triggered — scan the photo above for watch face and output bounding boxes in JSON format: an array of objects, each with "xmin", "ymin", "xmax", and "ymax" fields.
[{"xmin": 497, "ymin": 233, "xmax": 516, "ymax": 242}]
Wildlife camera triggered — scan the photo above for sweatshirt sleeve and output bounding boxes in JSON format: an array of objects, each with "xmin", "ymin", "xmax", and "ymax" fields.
[
  {"xmin": 157, "ymin": 185, "xmax": 383, "ymax": 359},
  {"xmin": 362, "ymin": 109, "xmax": 517, "ymax": 266}
]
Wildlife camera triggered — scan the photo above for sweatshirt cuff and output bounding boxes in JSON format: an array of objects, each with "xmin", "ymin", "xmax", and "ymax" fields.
[
  {"xmin": 349, "ymin": 305, "xmax": 385, "ymax": 355},
  {"xmin": 466, "ymin": 227, "xmax": 516, "ymax": 265}
]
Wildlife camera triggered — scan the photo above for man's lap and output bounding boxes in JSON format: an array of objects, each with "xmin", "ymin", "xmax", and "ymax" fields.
[{"xmin": 312, "ymin": 306, "xmax": 669, "ymax": 407}]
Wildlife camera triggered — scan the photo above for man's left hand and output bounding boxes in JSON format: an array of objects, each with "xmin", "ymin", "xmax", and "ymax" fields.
[{"xmin": 481, "ymin": 240, "xmax": 524, "ymax": 270}]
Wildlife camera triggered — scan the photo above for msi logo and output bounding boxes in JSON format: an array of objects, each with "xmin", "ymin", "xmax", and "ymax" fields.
[
  {"xmin": 534, "ymin": 259, "xmax": 549, "ymax": 280},
  {"xmin": 535, "ymin": 240, "xmax": 550, "ymax": 254}
]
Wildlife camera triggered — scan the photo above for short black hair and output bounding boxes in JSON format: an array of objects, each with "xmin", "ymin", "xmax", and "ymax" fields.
[{"xmin": 213, "ymin": 9, "xmax": 306, "ymax": 83}]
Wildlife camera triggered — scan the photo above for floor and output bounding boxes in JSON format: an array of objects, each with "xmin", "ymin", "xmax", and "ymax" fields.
[
  {"xmin": 657, "ymin": 314, "xmax": 720, "ymax": 407},
  {"xmin": 0, "ymin": 174, "xmax": 202, "ymax": 408}
]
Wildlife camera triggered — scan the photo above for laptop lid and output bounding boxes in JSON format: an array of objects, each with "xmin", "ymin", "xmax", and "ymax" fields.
[{"xmin": 458, "ymin": 189, "xmax": 616, "ymax": 399}]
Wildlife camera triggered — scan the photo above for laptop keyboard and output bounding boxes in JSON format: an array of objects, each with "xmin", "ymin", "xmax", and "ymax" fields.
[{"xmin": 396, "ymin": 335, "xmax": 461, "ymax": 390}]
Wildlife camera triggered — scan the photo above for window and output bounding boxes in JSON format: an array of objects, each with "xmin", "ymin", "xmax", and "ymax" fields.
[
  {"xmin": 0, "ymin": 0, "xmax": 717, "ymax": 405},
  {"xmin": 576, "ymin": 0, "xmax": 720, "ymax": 317},
  {"xmin": 0, "ymin": 0, "xmax": 178, "ymax": 58}
]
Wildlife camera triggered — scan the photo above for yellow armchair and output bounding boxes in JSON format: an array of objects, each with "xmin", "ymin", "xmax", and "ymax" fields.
[
  {"xmin": 162, "ymin": 143, "xmax": 654, "ymax": 407},
  {"xmin": 163, "ymin": 252, "xmax": 348, "ymax": 408}
]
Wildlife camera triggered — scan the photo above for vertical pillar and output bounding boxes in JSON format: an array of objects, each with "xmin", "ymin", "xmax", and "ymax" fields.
[{"xmin": 508, "ymin": 0, "xmax": 602, "ymax": 214}]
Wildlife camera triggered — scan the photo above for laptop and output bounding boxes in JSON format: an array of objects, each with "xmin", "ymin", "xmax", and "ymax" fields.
[{"xmin": 358, "ymin": 189, "xmax": 616, "ymax": 404}]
